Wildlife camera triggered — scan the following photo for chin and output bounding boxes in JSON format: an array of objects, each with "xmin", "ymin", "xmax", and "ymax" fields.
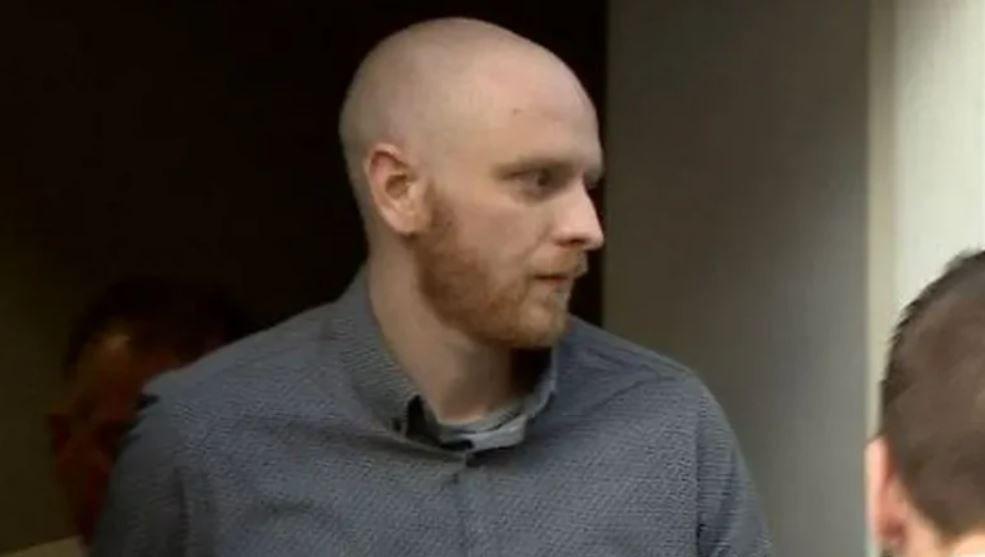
[{"xmin": 511, "ymin": 308, "xmax": 569, "ymax": 348}]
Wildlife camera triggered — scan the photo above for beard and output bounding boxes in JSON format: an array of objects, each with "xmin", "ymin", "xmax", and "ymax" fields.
[{"xmin": 412, "ymin": 192, "xmax": 583, "ymax": 348}]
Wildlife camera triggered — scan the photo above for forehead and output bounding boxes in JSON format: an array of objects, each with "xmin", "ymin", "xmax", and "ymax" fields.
[
  {"xmin": 487, "ymin": 105, "xmax": 600, "ymax": 175},
  {"xmin": 439, "ymin": 57, "xmax": 602, "ymax": 170},
  {"xmin": 68, "ymin": 336, "xmax": 176, "ymax": 407}
]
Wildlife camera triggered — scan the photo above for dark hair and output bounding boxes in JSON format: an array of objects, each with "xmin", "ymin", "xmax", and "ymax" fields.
[
  {"xmin": 882, "ymin": 250, "xmax": 985, "ymax": 540},
  {"xmin": 63, "ymin": 277, "xmax": 251, "ymax": 375}
]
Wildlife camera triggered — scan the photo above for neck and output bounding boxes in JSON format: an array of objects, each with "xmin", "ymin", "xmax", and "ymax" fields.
[
  {"xmin": 950, "ymin": 532, "xmax": 985, "ymax": 556},
  {"xmin": 368, "ymin": 257, "xmax": 523, "ymax": 424}
]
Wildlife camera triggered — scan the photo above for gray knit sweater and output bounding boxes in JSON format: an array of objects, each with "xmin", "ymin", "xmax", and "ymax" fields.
[{"xmin": 92, "ymin": 273, "xmax": 772, "ymax": 556}]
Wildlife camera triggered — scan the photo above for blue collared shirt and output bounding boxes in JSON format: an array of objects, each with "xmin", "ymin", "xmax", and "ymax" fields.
[{"xmin": 93, "ymin": 270, "xmax": 772, "ymax": 556}]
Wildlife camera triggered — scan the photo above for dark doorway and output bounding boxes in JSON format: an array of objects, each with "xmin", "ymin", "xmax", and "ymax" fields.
[
  {"xmin": 6, "ymin": 1, "xmax": 606, "ymax": 327},
  {"xmin": 2, "ymin": 2, "xmax": 606, "ymax": 551}
]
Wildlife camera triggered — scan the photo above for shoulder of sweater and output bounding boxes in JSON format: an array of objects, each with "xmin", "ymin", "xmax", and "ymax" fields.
[
  {"xmin": 562, "ymin": 317, "xmax": 709, "ymax": 398},
  {"xmin": 142, "ymin": 302, "xmax": 339, "ymax": 412}
]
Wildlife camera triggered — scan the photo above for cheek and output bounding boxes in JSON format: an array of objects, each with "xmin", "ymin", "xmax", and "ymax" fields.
[{"xmin": 455, "ymin": 203, "xmax": 549, "ymax": 264}]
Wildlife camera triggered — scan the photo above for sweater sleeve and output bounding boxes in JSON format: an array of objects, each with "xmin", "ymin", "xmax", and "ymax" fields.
[
  {"xmin": 694, "ymin": 382, "xmax": 773, "ymax": 557},
  {"xmin": 90, "ymin": 389, "xmax": 203, "ymax": 556}
]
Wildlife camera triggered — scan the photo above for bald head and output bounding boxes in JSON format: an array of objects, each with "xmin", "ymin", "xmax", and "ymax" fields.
[
  {"xmin": 338, "ymin": 18, "xmax": 596, "ymax": 209},
  {"xmin": 338, "ymin": 18, "xmax": 604, "ymax": 349}
]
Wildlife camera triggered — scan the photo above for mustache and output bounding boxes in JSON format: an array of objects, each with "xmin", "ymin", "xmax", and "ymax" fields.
[{"xmin": 538, "ymin": 255, "xmax": 589, "ymax": 278}]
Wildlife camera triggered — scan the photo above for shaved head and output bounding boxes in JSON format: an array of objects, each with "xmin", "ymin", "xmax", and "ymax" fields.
[
  {"xmin": 341, "ymin": 17, "xmax": 603, "ymax": 348},
  {"xmin": 339, "ymin": 18, "xmax": 595, "ymax": 219}
]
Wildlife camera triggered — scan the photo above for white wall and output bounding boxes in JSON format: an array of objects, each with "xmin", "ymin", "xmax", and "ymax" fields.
[
  {"xmin": 605, "ymin": 2, "xmax": 869, "ymax": 555},
  {"xmin": 892, "ymin": 1, "xmax": 985, "ymax": 309},
  {"xmin": 0, "ymin": 237, "xmax": 81, "ymax": 551},
  {"xmin": 868, "ymin": 2, "xmax": 985, "ymax": 549},
  {"xmin": 869, "ymin": 0, "xmax": 985, "ymax": 386}
]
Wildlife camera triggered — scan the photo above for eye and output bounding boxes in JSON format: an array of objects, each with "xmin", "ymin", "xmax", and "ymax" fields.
[
  {"xmin": 499, "ymin": 163, "xmax": 570, "ymax": 197},
  {"xmin": 523, "ymin": 168, "xmax": 561, "ymax": 192},
  {"xmin": 585, "ymin": 170, "xmax": 604, "ymax": 191}
]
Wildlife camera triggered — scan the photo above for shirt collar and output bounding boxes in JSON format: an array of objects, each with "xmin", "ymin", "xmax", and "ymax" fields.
[
  {"xmin": 331, "ymin": 267, "xmax": 418, "ymax": 429},
  {"xmin": 421, "ymin": 356, "xmax": 558, "ymax": 453},
  {"xmin": 330, "ymin": 266, "xmax": 560, "ymax": 434}
]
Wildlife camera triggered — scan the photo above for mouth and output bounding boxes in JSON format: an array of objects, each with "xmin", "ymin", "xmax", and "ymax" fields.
[
  {"xmin": 535, "ymin": 264, "xmax": 588, "ymax": 284},
  {"xmin": 536, "ymin": 275, "xmax": 573, "ymax": 286}
]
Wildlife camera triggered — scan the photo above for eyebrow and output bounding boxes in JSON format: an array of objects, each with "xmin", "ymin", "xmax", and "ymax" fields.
[{"xmin": 493, "ymin": 156, "xmax": 605, "ymax": 182}]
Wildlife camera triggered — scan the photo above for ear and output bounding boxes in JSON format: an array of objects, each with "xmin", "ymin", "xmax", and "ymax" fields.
[
  {"xmin": 363, "ymin": 143, "xmax": 430, "ymax": 236},
  {"xmin": 867, "ymin": 436, "xmax": 909, "ymax": 552}
]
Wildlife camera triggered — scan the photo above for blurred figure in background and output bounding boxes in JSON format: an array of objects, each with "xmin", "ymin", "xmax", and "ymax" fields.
[
  {"xmin": 867, "ymin": 251, "xmax": 985, "ymax": 557},
  {"xmin": 9, "ymin": 278, "xmax": 249, "ymax": 557}
]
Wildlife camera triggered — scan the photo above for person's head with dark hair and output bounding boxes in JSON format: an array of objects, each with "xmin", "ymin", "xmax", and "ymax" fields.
[
  {"xmin": 867, "ymin": 251, "xmax": 985, "ymax": 557},
  {"xmin": 48, "ymin": 278, "xmax": 249, "ymax": 544}
]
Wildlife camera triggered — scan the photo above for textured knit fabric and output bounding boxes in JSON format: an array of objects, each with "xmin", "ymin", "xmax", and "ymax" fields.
[{"xmin": 92, "ymin": 271, "xmax": 772, "ymax": 556}]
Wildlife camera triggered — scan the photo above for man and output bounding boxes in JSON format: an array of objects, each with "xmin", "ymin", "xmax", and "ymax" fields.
[
  {"xmin": 867, "ymin": 251, "xmax": 985, "ymax": 556},
  {"xmin": 93, "ymin": 18, "xmax": 770, "ymax": 555},
  {"xmin": 7, "ymin": 279, "xmax": 246, "ymax": 557}
]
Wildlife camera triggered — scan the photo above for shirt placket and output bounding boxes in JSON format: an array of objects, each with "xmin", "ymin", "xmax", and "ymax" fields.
[{"xmin": 454, "ymin": 452, "xmax": 498, "ymax": 557}]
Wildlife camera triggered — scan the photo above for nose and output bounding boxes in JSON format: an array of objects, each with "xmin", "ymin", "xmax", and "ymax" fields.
[{"xmin": 554, "ymin": 185, "xmax": 605, "ymax": 251}]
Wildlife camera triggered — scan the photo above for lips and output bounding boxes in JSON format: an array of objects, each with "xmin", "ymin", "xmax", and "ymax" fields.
[
  {"xmin": 534, "ymin": 256, "xmax": 589, "ymax": 282},
  {"xmin": 537, "ymin": 275, "xmax": 574, "ymax": 283},
  {"xmin": 536, "ymin": 265, "xmax": 588, "ymax": 282}
]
